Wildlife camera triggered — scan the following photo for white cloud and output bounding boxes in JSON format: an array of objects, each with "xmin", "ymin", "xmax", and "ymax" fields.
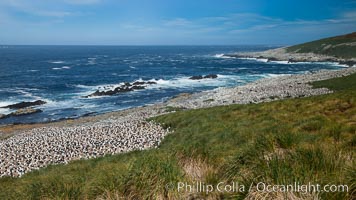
[
  {"xmin": 0, "ymin": 0, "xmax": 101, "ymax": 18},
  {"xmin": 0, "ymin": 0, "xmax": 73, "ymax": 17},
  {"xmin": 115, "ymin": 11, "xmax": 356, "ymax": 44}
]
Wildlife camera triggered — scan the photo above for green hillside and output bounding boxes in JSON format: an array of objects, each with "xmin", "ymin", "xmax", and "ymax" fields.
[{"xmin": 286, "ymin": 32, "xmax": 356, "ymax": 59}]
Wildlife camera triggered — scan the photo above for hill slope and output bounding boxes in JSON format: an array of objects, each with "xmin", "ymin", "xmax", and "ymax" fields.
[{"xmin": 286, "ymin": 32, "xmax": 356, "ymax": 59}]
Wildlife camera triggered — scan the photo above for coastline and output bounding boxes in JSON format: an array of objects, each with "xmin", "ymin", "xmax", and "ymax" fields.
[
  {"xmin": 2, "ymin": 65, "xmax": 356, "ymax": 137},
  {"xmin": 224, "ymin": 47, "xmax": 356, "ymax": 67},
  {"xmin": 1, "ymin": 66, "xmax": 356, "ymax": 136},
  {"xmin": 1, "ymin": 62, "xmax": 356, "ymax": 177}
]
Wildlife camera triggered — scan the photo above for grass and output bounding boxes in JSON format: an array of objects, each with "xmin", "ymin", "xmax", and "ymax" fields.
[
  {"xmin": 0, "ymin": 73, "xmax": 355, "ymax": 199},
  {"xmin": 163, "ymin": 106, "xmax": 185, "ymax": 113},
  {"xmin": 312, "ymin": 72, "xmax": 356, "ymax": 91},
  {"xmin": 286, "ymin": 32, "xmax": 356, "ymax": 59}
]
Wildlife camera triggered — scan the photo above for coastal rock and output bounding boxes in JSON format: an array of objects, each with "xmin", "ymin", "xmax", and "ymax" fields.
[
  {"xmin": 189, "ymin": 75, "xmax": 203, "ymax": 80},
  {"xmin": 339, "ymin": 60, "xmax": 356, "ymax": 67},
  {"xmin": 82, "ymin": 112, "xmax": 97, "ymax": 117},
  {"xmin": 131, "ymin": 85, "xmax": 145, "ymax": 90},
  {"xmin": 267, "ymin": 57, "xmax": 278, "ymax": 62},
  {"xmin": 147, "ymin": 81, "xmax": 157, "ymax": 84},
  {"xmin": 133, "ymin": 81, "xmax": 146, "ymax": 85},
  {"xmin": 132, "ymin": 81, "xmax": 156, "ymax": 85},
  {"xmin": 288, "ymin": 58, "xmax": 298, "ymax": 63},
  {"xmin": 85, "ymin": 80, "xmax": 157, "ymax": 98},
  {"xmin": 9, "ymin": 108, "xmax": 42, "ymax": 116},
  {"xmin": 0, "ymin": 114, "xmax": 6, "ymax": 119},
  {"xmin": 2, "ymin": 100, "xmax": 46, "ymax": 109},
  {"xmin": 204, "ymin": 74, "xmax": 218, "ymax": 79},
  {"xmin": 189, "ymin": 74, "xmax": 218, "ymax": 80}
]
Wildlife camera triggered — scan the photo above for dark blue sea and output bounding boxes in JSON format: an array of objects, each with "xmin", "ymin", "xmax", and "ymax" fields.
[{"xmin": 0, "ymin": 45, "xmax": 345, "ymax": 124}]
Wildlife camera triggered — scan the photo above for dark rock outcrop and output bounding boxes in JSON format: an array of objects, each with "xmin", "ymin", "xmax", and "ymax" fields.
[
  {"xmin": 8, "ymin": 108, "xmax": 42, "ymax": 117},
  {"xmin": 288, "ymin": 58, "xmax": 298, "ymax": 63},
  {"xmin": 339, "ymin": 60, "xmax": 356, "ymax": 67},
  {"xmin": 133, "ymin": 81, "xmax": 146, "ymax": 85},
  {"xmin": 84, "ymin": 80, "xmax": 157, "ymax": 98},
  {"xmin": 1, "ymin": 100, "xmax": 46, "ymax": 109},
  {"xmin": 131, "ymin": 86, "xmax": 145, "ymax": 90},
  {"xmin": 82, "ymin": 112, "xmax": 97, "ymax": 117},
  {"xmin": 267, "ymin": 57, "xmax": 278, "ymax": 62},
  {"xmin": 147, "ymin": 81, "xmax": 157, "ymax": 84},
  {"xmin": 204, "ymin": 74, "xmax": 218, "ymax": 79},
  {"xmin": 189, "ymin": 74, "xmax": 218, "ymax": 80},
  {"xmin": 189, "ymin": 75, "xmax": 204, "ymax": 80}
]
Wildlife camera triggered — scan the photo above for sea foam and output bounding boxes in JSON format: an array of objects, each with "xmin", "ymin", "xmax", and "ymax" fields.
[
  {"xmin": 213, "ymin": 54, "xmax": 233, "ymax": 59},
  {"xmin": 50, "ymin": 61, "xmax": 65, "ymax": 64}
]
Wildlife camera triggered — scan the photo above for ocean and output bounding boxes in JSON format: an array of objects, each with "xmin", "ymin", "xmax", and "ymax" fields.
[{"xmin": 0, "ymin": 45, "xmax": 345, "ymax": 124}]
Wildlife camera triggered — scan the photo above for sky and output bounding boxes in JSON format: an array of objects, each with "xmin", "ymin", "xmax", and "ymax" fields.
[{"xmin": 0, "ymin": 0, "xmax": 355, "ymax": 45}]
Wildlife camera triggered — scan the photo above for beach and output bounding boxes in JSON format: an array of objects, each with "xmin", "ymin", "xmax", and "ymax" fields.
[{"xmin": 1, "ymin": 66, "xmax": 355, "ymax": 177}]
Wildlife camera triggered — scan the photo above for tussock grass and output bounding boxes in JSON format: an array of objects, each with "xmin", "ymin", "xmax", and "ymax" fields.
[{"xmin": 0, "ymin": 73, "xmax": 355, "ymax": 199}]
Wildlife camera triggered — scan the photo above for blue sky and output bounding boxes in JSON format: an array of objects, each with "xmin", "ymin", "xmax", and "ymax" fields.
[{"xmin": 0, "ymin": 0, "xmax": 355, "ymax": 45}]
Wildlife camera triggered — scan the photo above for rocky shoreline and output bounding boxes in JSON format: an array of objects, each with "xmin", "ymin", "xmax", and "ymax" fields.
[
  {"xmin": 0, "ymin": 67, "xmax": 355, "ymax": 177},
  {"xmin": 166, "ymin": 67, "xmax": 356, "ymax": 109},
  {"xmin": 0, "ymin": 100, "xmax": 46, "ymax": 119},
  {"xmin": 224, "ymin": 47, "xmax": 356, "ymax": 67}
]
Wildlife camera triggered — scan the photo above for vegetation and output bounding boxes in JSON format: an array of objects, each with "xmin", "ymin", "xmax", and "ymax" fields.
[
  {"xmin": 312, "ymin": 72, "xmax": 356, "ymax": 91},
  {"xmin": 0, "ymin": 73, "xmax": 355, "ymax": 199},
  {"xmin": 163, "ymin": 106, "xmax": 185, "ymax": 113},
  {"xmin": 286, "ymin": 32, "xmax": 356, "ymax": 59}
]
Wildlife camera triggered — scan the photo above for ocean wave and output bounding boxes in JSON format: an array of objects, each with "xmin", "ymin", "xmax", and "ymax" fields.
[
  {"xmin": 28, "ymin": 69, "xmax": 39, "ymax": 72},
  {"xmin": 62, "ymin": 66, "xmax": 71, "ymax": 69},
  {"xmin": 74, "ymin": 84, "xmax": 95, "ymax": 89},
  {"xmin": 238, "ymin": 57, "xmax": 269, "ymax": 62},
  {"xmin": 52, "ymin": 67, "xmax": 62, "ymax": 70},
  {"xmin": 11, "ymin": 88, "xmax": 41, "ymax": 100},
  {"xmin": 254, "ymin": 73, "xmax": 290, "ymax": 79},
  {"xmin": 265, "ymin": 73, "xmax": 289, "ymax": 77},
  {"xmin": 40, "ymin": 99, "xmax": 81, "ymax": 111},
  {"xmin": 269, "ymin": 60, "xmax": 290, "ymax": 64},
  {"xmin": 320, "ymin": 62, "xmax": 350, "ymax": 68},
  {"xmin": 146, "ymin": 75, "xmax": 242, "ymax": 90},
  {"xmin": 0, "ymin": 101, "xmax": 17, "ymax": 114},
  {"xmin": 88, "ymin": 58, "xmax": 97, "ymax": 64},
  {"xmin": 49, "ymin": 61, "xmax": 65, "ymax": 64},
  {"xmin": 213, "ymin": 54, "xmax": 234, "ymax": 59},
  {"xmin": 278, "ymin": 61, "xmax": 350, "ymax": 67}
]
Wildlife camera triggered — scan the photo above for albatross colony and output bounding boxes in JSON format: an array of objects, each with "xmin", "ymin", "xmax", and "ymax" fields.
[{"xmin": 0, "ymin": 107, "xmax": 170, "ymax": 177}]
